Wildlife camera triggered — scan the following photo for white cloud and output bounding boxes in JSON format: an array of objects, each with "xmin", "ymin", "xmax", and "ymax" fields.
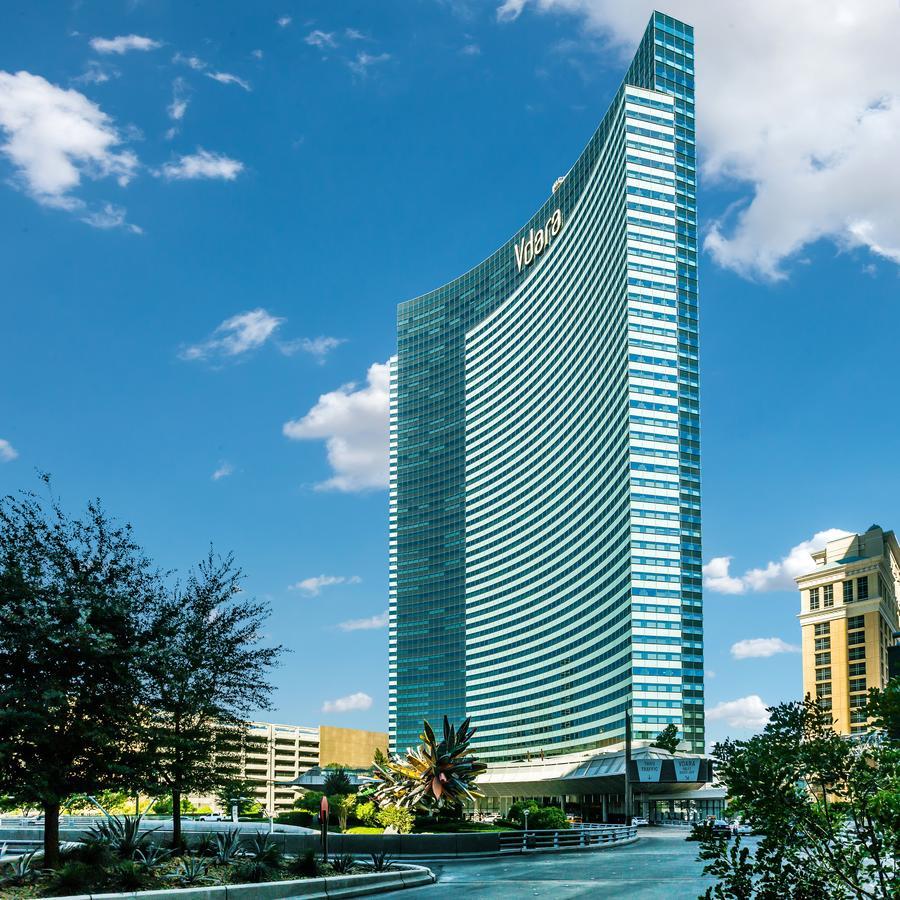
[
  {"xmin": 338, "ymin": 610, "xmax": 389, "ymax": 632},
  {"xmin": 168, "ymin": 78, "xmax": 188, "ymax": 121},
  {"xmin": 73, "ymin": 61, "xmax": 118, "ymax": 85},
  {"xmin": 345, "ymin": 28, "xmax": 367, "ymax": 41},
  {"xmin": 0, "ymin": 439, "xmax": 18, "ymax": 462},
  {"xmin": 706, "ymin": 695, "xmax": 770, "ymax": 730},
  {"xmin": 282, "ymin": 359, "xmax": 391, "ymax": 492},
  {"xmin": 251, "ymin": 49, "xmax": 264, "ymax": 60},
  {"xmin": 81, "ymin": 202, "xmax": 141, "ymax": 233},
  {"xmin": 173, "ymin": 53, "xmax": 206, "ymax": 71},
  {"xmin": 279, "ymin": 335, "xmax": 345, "ymax": 363},
  {"xmin": 212, "ymin": 462, "xmax": 234, "ymax": 481},
  {"xmin": 704, "ymin": 528, "xmax": 852, "ymax": 595},
  {"xmin": 0, "ymin": 71, "xmax": 138, "ymax": 212},
  {"xmin": 89, "ymin": 34, "xmax": 161, "ymax": 55},
  {"xmin": 731, "ymin": 637, "xmax": 800, "ymax": 660},
  {"xmin": 180, "ymin": 308, "xmax": 284, "ymax": 362},
  {"xmin": 289, "ymin": 574, "xmax": 362, "ymax": 597},
  {"xmin": 495, "ymin": 0, "xmax": 900, "ymax": 279},
  {"xmin": 206, "ymin": 71, "xmax": 251, "ymax": 92},
  {"xmin": 461, "ymin": 43, "xmax": 481, "ymax": 56},
  {"xmin": 305, "ymin": 30, "xmax": 337, "ymax": 50},
  {"xmin": 322, "ymin": 691, "xmax": 372, "ymax": 713},
  {"xmin": 277, "ymin": 15, "xmax": 293, "ymax": 28},
  {"xmin": 158, "ymin": 149, "xmax": 243, "ymax": 181},
  {"xmin": 348, "ymin": 52, "xmax": 391, "ymax": 77}
]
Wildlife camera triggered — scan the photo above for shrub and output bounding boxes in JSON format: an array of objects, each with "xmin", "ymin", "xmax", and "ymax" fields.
[
  {"xmin": 353, "ymin": 800, "xmax": 379, "ymax": 827},
  {"xmin": 108, "ymin": 860, "xmax": 150, "ymax": 891},
  {"xmin": 276, "ymin": 810, "xmax": 314, "ymax": 828},
  {"xmin": 232, "ymin": 859, "xmax": 276, "ymax": 883},
  {"xmin": 66, "ymin": 837, "xmax": 114, "ymax": 867},
  {"xmin": 48, "ymin": 861, "xmax": 103, "ymax": 894},
  {"xmin": 530, "ymin": 806, "xmax": 569, "ymax": 830},
  {"xmin": 286, "ymin": 848, "xmax": 320, "ymax": 878},
  {"xmin": 134, "ymin": 843, "xmax": 171, "ymax": 873},
  {"xmin": 323, "ymin": 767, "xmax": 354, "ymax": 796},
  {"xmin": 293, "ymin": 790, "xmax": 325, "ymax": 813},
  {"xmin": 377, "ymin": 805, "xmax": 414, "ymax": 834},
  {"xmin": 87, "ymin": 813, "xmax": 161, "ymax": 859}
]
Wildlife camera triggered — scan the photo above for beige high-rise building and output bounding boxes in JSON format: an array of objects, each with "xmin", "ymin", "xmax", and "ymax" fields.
[{"xmin": 796, "ymin": 526, "xmax": 900, "ymax": 735}]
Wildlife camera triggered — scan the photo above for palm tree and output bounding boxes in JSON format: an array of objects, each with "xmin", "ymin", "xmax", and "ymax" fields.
[{"xmin": 373, "ymin": 716, "xmax": 487, "ymax": 811}]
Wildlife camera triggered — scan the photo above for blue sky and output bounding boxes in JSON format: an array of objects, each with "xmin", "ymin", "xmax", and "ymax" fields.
[{"xmin": 2, "ymin": 0, "xmax": 899, "ymax": 750}]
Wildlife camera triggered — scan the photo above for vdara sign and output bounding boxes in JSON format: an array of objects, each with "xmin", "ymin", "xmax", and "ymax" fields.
[{"xmin": 514, "ymin": 209, "xmax": 563, "ymax": 273}]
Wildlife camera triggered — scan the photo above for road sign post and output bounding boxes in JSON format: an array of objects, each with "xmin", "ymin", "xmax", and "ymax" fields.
[{"xmin": 320, "ymin": 795, "xmax": 329, "ymax": 863}]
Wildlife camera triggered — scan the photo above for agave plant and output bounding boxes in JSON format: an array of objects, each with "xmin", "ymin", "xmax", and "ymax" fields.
[
  {"xmin": 0, "ymin": 849, "xmax": 40, "ymax": 886},
  {"xmin": 213, "ymin": 828, "xmax": 242, "ymax": 864},
  {"xmin": 244, "ymin": 832, "xmax": 282, "ymax": 867},
  {"xmin": 134, "ymin": 843, "xmax": 171, "ymax": 873},
  {"xmin": 373, "ymin": 716, "xmax": 487, "ymax": 811},
  {"xmin": 169, "ymin": 855, "xmax": 212, "ymax": 886},
  {"xmin": 87, "ymin": 814, "xmax": 160, "ymax": 860}
]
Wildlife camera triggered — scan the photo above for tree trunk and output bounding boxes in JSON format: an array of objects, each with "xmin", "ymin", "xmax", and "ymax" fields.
[
  {"xmin": 172, "ymin": 788, "xmax": 182, "ymax": 851},
  {"xmin": 43, "ymin": 799, "xmax": 61, "ymax": 869}
]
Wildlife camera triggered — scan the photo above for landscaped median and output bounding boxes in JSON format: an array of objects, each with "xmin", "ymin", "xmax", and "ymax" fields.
[{"xmin": 20, "ymin": 863, "xmax": 435, "ymax": 900}]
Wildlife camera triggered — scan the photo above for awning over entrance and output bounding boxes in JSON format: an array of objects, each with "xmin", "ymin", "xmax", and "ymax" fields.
[{"xmin": 476, "ymin": 744, "xmax": 714, "ymax": 798}]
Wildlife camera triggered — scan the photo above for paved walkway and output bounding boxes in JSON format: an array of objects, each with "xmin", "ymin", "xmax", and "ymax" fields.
[{"xmin": 402, "ymin": 828, "xmax": 722, "ymax": 899}]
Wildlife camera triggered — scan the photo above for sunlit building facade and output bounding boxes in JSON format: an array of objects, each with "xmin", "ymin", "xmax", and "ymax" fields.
[{"xmin": 389, "ymin": 12, "xmax": 703, "ymax": 760}]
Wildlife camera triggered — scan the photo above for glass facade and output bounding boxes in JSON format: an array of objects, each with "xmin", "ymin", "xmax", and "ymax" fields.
[{"xmin": 389, "ymin": 12, "xmax": 703, "ymax": 758}]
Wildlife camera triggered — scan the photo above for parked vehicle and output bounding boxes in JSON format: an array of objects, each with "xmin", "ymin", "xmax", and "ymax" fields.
[
  {"xmin": 732, "ymin": 821, "xmax": 753, "ymax": 835},
  {"xmin": 631, "ymin": 817, "xmax": 649, "ymax": 827},
  {"xmin": 198, "ymin": 813, "xmax": 225, "ymax": 822}
]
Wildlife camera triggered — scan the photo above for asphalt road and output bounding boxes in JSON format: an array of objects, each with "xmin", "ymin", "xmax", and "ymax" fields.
[{"xmin": 402, "ymin": 828, "xmax": 725, "ymax": 899}]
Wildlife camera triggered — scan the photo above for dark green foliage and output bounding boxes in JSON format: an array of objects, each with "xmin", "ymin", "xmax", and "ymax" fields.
[
  {"xmin": 192, "ymin": 834, "xmax": 216, "ymax": 857},
  {"xmin": 286, "ymin": 848, "xmax": 320, "ymax": 877},
  {"xmin": 215, "ymin": 775, "xmax": 264, "ymax": 818},
  {"xmin": 698, "ymin": 834, "xmax": 754, "ymax": 899},
  {"xmin": 276, "ymin": 810, "xmax": 314, "ymax": 827},
  {"xmin": 323, "ymin": 766, "xmax": 354, "ymax": 796},
  {"xmin": 650, "ymin": 723, "xmax": 681, "ymax": 754},
  {"xmin": 699, "ymin": 690, "xmax": 900, "ymax": 898},
  {"xmin": 143, "ymin": 550, "xmax": 285, "ymax": 847},
  {"xmin": 328, "ymin": 853, "xmax": 356, "ymax": 874},
  {"xmin": 507, "ymin": 801, "xmax": 570, "ymax": 830},
  {"xmin": 65, "ymin": 836, "xmax": 114, "ymax": 866},
  {"xmin": 48, "ymin": 860, "xmax": 103, "ymax": 894},
  {"xmin": 293, "ymin": 790, "xmax": 324, "ymax": 812},
  {"xmin": 366, "ymin": 850, "xmax": 394, "ymax": 872},
  {"xmin": 108, "ymin": 859, "xmax": 150, "ymax": 891},
  {"xmin": 0, "ymin": 484, "xmax": 162, "ymax": 867},
  {"xmin": 233, "ymin": 858, "xmax": 277, "ymax": 883}
]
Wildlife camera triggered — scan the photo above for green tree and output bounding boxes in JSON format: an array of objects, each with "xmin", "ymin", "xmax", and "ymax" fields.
[
  {"xmin": 293, "ymin": 790, "xmax": 324, "ymax": 813},
  {"xmin": 650, "ymin": 723, "xmax": 681, "ymax": 754},
  {"xmin": 141, "ymin": 550, "xmax": 285, "ymax": 847},
  {"xmin": 376, "ymin": 804, "xmax": 413, "ymax": 833},
  {"xmin": 215, "ymin": 776, "xmax": 263, "ymax": 818},
  {"xmin": 323, "ymin": 766, "xmax": 353, "ymax": 796},
  {"xmin": 0, "ymin": 486, "xmax": 160, "ymax": 867},
  {"xmin": 699, "ymin": 690, "xmax": 900, "ymax": 898}
]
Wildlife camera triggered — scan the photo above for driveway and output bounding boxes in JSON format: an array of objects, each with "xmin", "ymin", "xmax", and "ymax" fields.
[{"xmin": 402, "ymin": 827, "xmax": 726, "ymax": 899}]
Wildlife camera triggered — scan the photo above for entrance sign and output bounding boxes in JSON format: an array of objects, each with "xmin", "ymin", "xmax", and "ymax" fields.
[
  {"xmin": 674, "ymin": 758, "xmax": 701, "ymax": 782},
  {"xmin": 514, "ymin": 209, "xmax": 563, "ymax": 272},
  {"xmin": 634, "ymin": 759, "xmax": 663, "ymax": 782}
]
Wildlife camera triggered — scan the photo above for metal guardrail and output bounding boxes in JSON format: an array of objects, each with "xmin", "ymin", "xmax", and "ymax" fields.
[{"xmin": 498, "ymin": 824, "xmax": 637, "ymax": 853}]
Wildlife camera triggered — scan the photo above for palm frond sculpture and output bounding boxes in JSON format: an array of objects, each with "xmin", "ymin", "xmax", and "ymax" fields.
[{"xmin": 373, "ymin": 716, "xmax": 487, "ymax": 811}]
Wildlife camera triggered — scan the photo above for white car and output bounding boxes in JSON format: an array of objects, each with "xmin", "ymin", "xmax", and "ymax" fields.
[
  {"xmin": 631, "ymin": 817, "xmax": 649, "ymax": 827},
  {"xmin": 198, "ymin": 813, "xmax": 225, "ymax": 822},
  {"xmin": 732, "ymin": 822, "xmax": 753, "ymax": 835}
]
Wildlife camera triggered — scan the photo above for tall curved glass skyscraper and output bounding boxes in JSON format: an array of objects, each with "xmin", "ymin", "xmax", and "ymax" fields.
[{"xmin": 389, "ymin": 12, "xmax": 703, "ymax": 760}]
